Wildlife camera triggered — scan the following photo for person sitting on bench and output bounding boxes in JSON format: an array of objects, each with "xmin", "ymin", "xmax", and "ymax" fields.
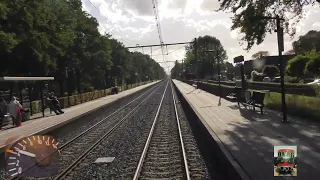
[{"xmin": 47, "ymin": 92, "xmax": 64, "ymax": 115}]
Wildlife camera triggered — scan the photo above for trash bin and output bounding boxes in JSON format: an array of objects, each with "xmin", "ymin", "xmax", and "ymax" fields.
[
  {"xmin": 111, "ymin": 86, "xmax": 119, "ymax": 95},
  {"xmin": 22, "ymin": 108, "xmax": 30, "ymax": 122}
]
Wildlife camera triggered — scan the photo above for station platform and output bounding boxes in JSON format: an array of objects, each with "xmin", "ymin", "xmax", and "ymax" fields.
[
  {"xmin": 0, "ymin": 81, "xmax": 160, "ymax": 152},
  {"xmin": 173, "ymin": 79, "xmax": 320, "ymax": 180}
]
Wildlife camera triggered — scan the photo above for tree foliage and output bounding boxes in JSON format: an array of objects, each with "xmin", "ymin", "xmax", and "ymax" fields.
[
  {"xmin": 170, "ymin": 60, "xmax": 182, "ymax": 79},
  {"xmin": 180, "ymin": 35, "xmax": 228, "ymax": 79},
  {"xmin": 251, "ymin": 70, "xmax": 264, "ymax": 81},
  {"xmin": 293, "ymin": 30, "xmax": 320, "ymax": 54},
  {"xmin": 304, "ymin": 50, "xmax": 320, "ymax": 77},
  {"xmin": 0, "ymin": 0, "xmax": 165, "ymax": 94},
  {"xmin": 285, "ymin": 54, "xmax": 311, "ymax": 78},
  {"xmin": 285, "ymin": 49, "xmax": 320, "ymax": 78},
  {"xmin": 218, "ymin": 0, "xmax": 320, "ymax": 50},
  {"xmin": 251, "ymin": 51, "xmax": 270, "ymax": 59},
  {"xmin": 262, "ymin": 65, "xmax": 279, "ymax": 78}
]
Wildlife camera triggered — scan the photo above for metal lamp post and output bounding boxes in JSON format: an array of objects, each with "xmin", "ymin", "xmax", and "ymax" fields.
[
  {"xmin": 135, "ymin": 73, "xmax": 138, "ymax": 85},
  {"xmin": 254, "ymin": 15, "xmax": 287, "ymax": 122},
  {"xmin": 205, "ymin": 50, "xmax": 222, "ymax": 98},
  {"xmin": 65, "ymin": 67, "xmax": 70, "ymax": 107}
]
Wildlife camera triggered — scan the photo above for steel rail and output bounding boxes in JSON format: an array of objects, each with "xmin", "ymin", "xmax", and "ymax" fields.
[
  {"xmin": 54, "ymin": 81, "xmax": 166, "ymax": 180},
  {"xmin": 132, "ymin": 80, "xmax": 170, "ymax": 180},
  {"xmin": 170, "ymin": 80, "xmax": 191, "ymax": 180},
  {"xmin": 10, "ymin": 82, "xmax": 163, "ymax": 180}
]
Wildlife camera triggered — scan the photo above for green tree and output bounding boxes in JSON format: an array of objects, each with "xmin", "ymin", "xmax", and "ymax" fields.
[
  {"xmin": 184, "ymin": 35, "xmax": 227, "ymax": 79},
  {"xmin": 285, "ymin": 55, "xmax": 311, "ymax": 78},
  {"xmin": 304, "ymin": 50, "xmax": 320, "ymax": 78},
  {"xmin": 293, "ymin": 30, "xmax": 320, "ymax": 54},
  {"xmin": 251, "ymin": 51, "xmax": 269, "ymax": 59},
  {"xmin": 170, "ymin": 60, "xmax": 182, "ymax": 79},
  {"xmin": 218, "ymin": 0, "xmax": 320, "ymax": 50},
  {"xmin": 262, "ymin": 65, "xmax": 279, "ymax": 78},
  {"xmin": 0, "ymin": 0, "xmax": 166, "ymax": 96}
]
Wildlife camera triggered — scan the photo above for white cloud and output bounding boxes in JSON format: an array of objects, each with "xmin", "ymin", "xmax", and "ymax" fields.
[{"xmin": 81, "ymin": 0, "xmax": 320, "ymax": 73}]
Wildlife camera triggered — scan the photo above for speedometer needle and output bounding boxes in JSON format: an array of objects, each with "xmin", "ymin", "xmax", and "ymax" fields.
[{"xmin": 19, "ymin": 150, "xmax": 36, "ymax": 158}]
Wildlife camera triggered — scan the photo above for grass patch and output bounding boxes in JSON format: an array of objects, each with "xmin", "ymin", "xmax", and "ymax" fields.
[{"xmin": 264, "ymin": 92, "xmax": 320, "ymax": 121}]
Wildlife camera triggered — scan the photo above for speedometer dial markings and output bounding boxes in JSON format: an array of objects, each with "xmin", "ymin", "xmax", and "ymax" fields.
[
  {"xmin": 5, "ymin": 135, "xmax": 60, "ymax": 178},
  {"xmin": 9, "ymin": 168, "xmax": 16, "ymax": 172}
]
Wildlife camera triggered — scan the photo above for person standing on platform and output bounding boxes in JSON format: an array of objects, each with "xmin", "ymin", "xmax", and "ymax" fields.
[
  {"xmin": 8, "ymin": 96, "xmax": 23, "ymax": 127},
  {"xmin": 0, "ymin": 97, "xmax": 8, "ymax": 116},
  {"xmin": 0, "ymin": 97, "xmax": 8, "ymax": 128}
]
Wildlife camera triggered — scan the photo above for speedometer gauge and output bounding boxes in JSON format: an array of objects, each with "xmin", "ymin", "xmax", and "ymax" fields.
[{"xmin": 5, "ymin": 135, "xmax": 60, "ymax": 178}]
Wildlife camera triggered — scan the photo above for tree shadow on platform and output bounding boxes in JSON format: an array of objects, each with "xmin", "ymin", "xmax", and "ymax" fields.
[
  {"xmin": 227, "ymin": 103, "xmax": 320, "ymax": 150},
  {"xmin": 221, "ymin": 102, "xmax": 320, "ymax": 179},
  {"xmin": 223, "ymin": 118, "xmax": 319, "ymax": 180}
]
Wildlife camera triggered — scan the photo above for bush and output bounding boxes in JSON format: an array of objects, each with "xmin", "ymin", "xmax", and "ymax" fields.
[
  {"xmin": 284, "ymin": 76, "xmax": 300, "ymax": 83},
  {"xmin": 262, "ymin": 65, "xmax": 280, "ymax": 78},
  {"xmin": 251, "ymin": 70, "xmax": 264, "ymax": 81},
  {"xmin": 285, "ymin": 54, "xmax": 311, "ymax": 78}
]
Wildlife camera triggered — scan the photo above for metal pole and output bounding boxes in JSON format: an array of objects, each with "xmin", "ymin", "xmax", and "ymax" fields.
[
  {"xmin": 65, "ymin": 67, "xmax": 70, "ymax": 107},
  {"xmin": 194, "ymin": 38, "xmax": 198, "ymax": 84},
  {"xmin": 28, "ymin": 84, "xmax": 33, "ymax": 116},
  {"xmin": 182, "ymin": 59, "xmax": 184, "ymax": 79},
  {"xmin": 40, "ymin": 83, "xmax": 45, "ymax": 117},
  {"xmin": 217, "ymin": 53, "xmax": 222, "ymax": 97},
  {"xmin": 19, "ymin": 82, "xmax": 23, "ymax": 107},
  {"xmin": 276, "ymin": 16, "xmax": 287, "ymax": 122}
]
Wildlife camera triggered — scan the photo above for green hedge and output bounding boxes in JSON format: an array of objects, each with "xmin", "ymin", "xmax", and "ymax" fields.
[
  {"xmin": 30, "ymin": 81, "xmax": 153, "ymax": 114},
  {"xmin": 179, "ymin": 79, "xmax": 320, "ymax": 122},
  {"xmin": 202, "ymin": 79, "xmax": 318, "ymax": 97}
]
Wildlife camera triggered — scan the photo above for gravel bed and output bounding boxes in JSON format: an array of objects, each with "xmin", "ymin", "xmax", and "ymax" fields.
[
  {"xmin": 61, "ymin": 81, "xmax": 167, "ymax": 180},
  {"xmin": 138, "ymin": 83, "xmax": 185, "ymax": 179},
  {"xmin": 0, "ymin": 83, "xmax": 160, "ymax": 180},
  {"xmin": 44, "ymin": 83, "xmax": 162, "ymax": 180},
  {"xmin": 173, "ymin": 85, "xmax": 214, "ymax": 180},
  {"xmin": 49, "ymin": 83, "xmax": 159, "ymax": 145}
]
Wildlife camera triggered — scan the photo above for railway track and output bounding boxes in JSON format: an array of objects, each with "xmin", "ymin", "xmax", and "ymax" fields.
[
  {"xmin": 132, "ymin": 80, "xmax": 190, "ymax": 180},
  {"xmin": 52, "ymin": 81, "xmax": 167, "ymax": 180},
  {"xmin": 9, "ymin": 79, "xmax": 214, "ymax": 180},
  {"xmin": 11, "ymin": 81, "xmax": 164, "ymax": 180}
]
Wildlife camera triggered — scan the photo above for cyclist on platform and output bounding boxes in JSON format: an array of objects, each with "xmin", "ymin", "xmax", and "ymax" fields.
[{"xmin": 47, "ymin": 92, "xmax": 64, "ymax": 115}]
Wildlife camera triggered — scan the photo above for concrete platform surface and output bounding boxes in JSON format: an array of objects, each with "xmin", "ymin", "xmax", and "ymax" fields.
[
  {"xmin": 173, "ymin": 79, "xmax": 320, "ymax": 180},
  {"xmin": 0, "ymin": 81, "xmax": 160, "ymax": 152}
]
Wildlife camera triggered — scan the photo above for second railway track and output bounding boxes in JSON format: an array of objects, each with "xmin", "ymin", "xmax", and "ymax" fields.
[{"xmin": 11, "ymin": 81, "xmax": 164, "ymax": 180}]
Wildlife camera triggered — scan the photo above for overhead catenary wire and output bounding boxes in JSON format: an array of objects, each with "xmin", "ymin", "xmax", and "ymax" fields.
[
  {"xmin": 151, "ymin": 0, "xmax": 168, "ymax": 70},
  {"xmin": 149, "ymin": 45, "xmax": 186, "ymax": 56}
]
